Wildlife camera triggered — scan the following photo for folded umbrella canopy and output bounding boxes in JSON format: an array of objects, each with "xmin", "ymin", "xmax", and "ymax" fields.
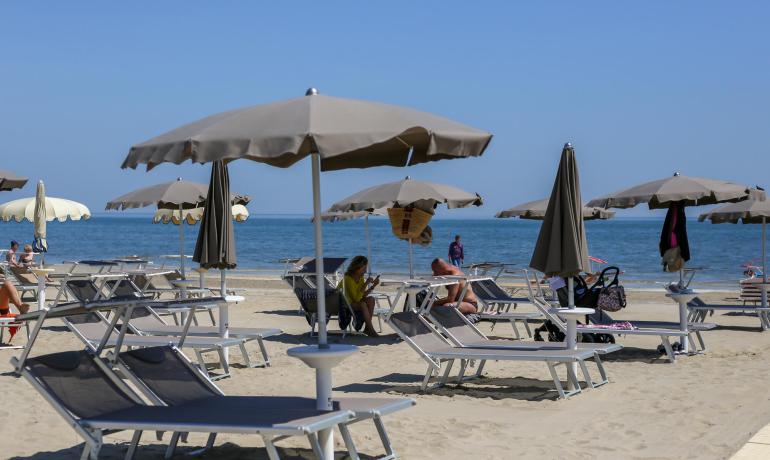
[
  {"xmin": 106, "ymin": 178, "xmax": 249, "ymax": 277},
  {"xmin": 33, "ymin": 181, "xmax": 48, "ymax": 256},
  {"xmin": 530, "ymin": 143, "xmax": 589, "ymax": 355},
  {"xmin": 0, "ymin": 170, "xmax": 28, "ymax": 191},
  {"xmin": 699, "ymin": 198, "xmax": 770, "ymax": 307},
  {"xmin": 327, "ymin": 177, "xmax": 483, "ymax": 277},
  {"xmin": 120, "ymin": 88, "xmax": 492, "ymax": 458},
  {"xmin": 496, "ymin": 198, "xmax": 614, "ymax": 220}
]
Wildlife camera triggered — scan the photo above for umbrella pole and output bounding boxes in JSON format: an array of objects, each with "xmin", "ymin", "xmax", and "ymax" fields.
[
  {"xmin": 219, "ymin": 269, "xmax": 229, "ymax": 363},
  {"xmin": 408, "ymin": 238, "xmax": 414, "ymax": 278},
  {"xmin": 178, "ymin": 204, "xmax": 186, "ymax": 279},
  {"xmin": 365, "ymin": 214, "xmax": 372, "ymax": 275},
  {"xmin": 762, "ymin": 217, "xmax": 767, "ymax": 309}
]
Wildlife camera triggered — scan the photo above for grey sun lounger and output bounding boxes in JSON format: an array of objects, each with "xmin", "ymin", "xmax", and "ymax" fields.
[
  {"xmin": 427, "ymin": 305, "xmax": 622, "ymax": 357},
  {"xmin": 470, "ymin": 277, "xmax": 544, "ymax": 339},
  {"xmin": 531, "ymin": 296, "xmax": 706, "ymax": 362},
  {"xmin": 63, "ymin": 310, "xmax": 247, "ymax": 380},
  {"xmin": 664, "ymin": 284, "xmax": 770, "ymax": 331},
  {"xmin": 117, "ymin": 345, "xmax": 414, "ymax": 460},
  {"xmin": 387, "ymin": 311, "xmax": 608, "ymax": 398},
  {"xmin": 12, "ymin": 350, "xmax": 356, "ymax": 460}
]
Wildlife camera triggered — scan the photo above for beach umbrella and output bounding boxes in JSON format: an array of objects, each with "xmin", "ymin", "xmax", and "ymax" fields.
[
  {"xmin": 699, "ymin": 198, "xmax": 770, "ymax": 307},
  {"xmin": 120, "ymin": 88, "xmax": 492, "ymax": 458},
  {"xmin": 153, "ymin": 204, "xmax": 249, "ymax": 224},
  {"xmin": 530, "ymin": 143, "xmax": 589, "ymax": 354},
  {"xmin": 317, "ymin": 208, "xmax": 387, "ymax": 274},
  {"xmin": 106, "ymin": 178, "xmax": 249, "ymax": 278},
  {"xmin": 496, "ymin": 198, "xmax": 615, "ymax": 220},
  {"xmin": 327, "ymin": 177, "xmax": 483, "ymax": 277},
  {"xmin": 0, "ymin": 196, "xmax": 90, "ymax": 222},
  {"xmin": 0, "ymin": 170, "xmax": 28, "ymax": 191},
  {"xmin": 33, "ymin": 181, "xmax": 48, "ymax": 261}
]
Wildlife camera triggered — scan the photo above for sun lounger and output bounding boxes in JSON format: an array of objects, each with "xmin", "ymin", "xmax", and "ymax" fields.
[
  {"xmin": 117, "ymin": 345, "xmax": 414, "ymax": 459},
  {"xmin": 387, "ymin": 310, "xmax": 608, "ymax": 398},
  {"xmin": 530, "ymin": 296, "xmax": 703, "ymax": 362},
  {"xmin": 293, "ymin": 286, "xmax": 361, "ymax": 337},
  {"xmin": 7, "ymin": 265, "xmax": 57, "ymax": 301},
  {"xmin": 426, "ymin": 305, "xmax": 621, "ymax": 359},
  {"xmin": 471, "ymin": 277, "xmax": 543, "ymax": 339},
  {"xmin": 665, "ymin": 282, "xmax": 770, "ymax": 330},
  {"xmin": 12, "ymin": 350, "xmax": 356, "ymax": 460}
]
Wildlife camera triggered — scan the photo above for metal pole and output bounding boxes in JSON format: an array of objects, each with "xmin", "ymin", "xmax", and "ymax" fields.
[
  {"xmin": 311, "ymin": 152, "xmax": 333, "ymax": 460},
  {"xmin": 408, "ymin": 239, "xmax": 414, "ymax": 278},
  {"xmin": 219, "ymin": 270, "xmax": 229, "ymax": 363},
  {"xmin": 567, "ymin": 277, "xmax": 576, "ymax": 348},
  {"xmin": 365, "ymin": 214, "xmax": 372, "ymax": 274},
  {"xmin": 178, "ymin": 204, "xmax": 186, "ymax": 279},
  {"xmin": 762, "ymin": 217, "xmax": 767, "ymax": 308}
]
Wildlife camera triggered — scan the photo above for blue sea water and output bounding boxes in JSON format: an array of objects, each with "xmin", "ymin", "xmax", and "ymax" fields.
[{"xmin": 0, "ymin": 215, "xmax": 763, "ymax": 288}]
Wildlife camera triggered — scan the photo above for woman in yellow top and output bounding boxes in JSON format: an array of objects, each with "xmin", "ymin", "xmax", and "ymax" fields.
[{"xmin": 339, "ymin": 255, "xmax": 380, "ymax": 337}]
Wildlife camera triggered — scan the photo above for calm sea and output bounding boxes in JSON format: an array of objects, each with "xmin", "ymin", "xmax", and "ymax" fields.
[{"xmin": 0, "ymin": 215, "xmax": 763, "ymax": 288}]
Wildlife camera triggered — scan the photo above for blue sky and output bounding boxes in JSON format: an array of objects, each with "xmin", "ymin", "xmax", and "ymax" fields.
[{"xmin": 1, "ymin": 1, "xmax": 768, "ymax": 218}]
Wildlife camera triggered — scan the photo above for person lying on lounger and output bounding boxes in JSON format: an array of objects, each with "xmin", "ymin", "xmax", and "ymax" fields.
[
  {"xmin": 430, "ymin": 258, "xmax": 478, "ymax": 314},
  {"xmin": 339, "ymin": 255, "xmax": 381, "ymax": 337}
]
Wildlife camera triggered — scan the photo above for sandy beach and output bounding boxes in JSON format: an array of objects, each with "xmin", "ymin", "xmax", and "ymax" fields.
[{"xmin": 1, "ymin": 277, "xmax": 769, "ymax": 459}]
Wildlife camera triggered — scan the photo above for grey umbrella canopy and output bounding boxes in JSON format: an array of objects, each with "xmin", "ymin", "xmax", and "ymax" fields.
[
  {"xmin": 327, "ymin": 177, "xmax": 483, "ymax": 213},
  {"xmin": 0, "ymin": 170, "xmax": 28, "ymax": 191},
  {"xmin": 106, "ymin": 178, "xmax": 249, "ymax": 210},
  {"xmin": 120, "ymin": 88, "xmax": 492, "ymax": 456},
  {"xmin": 194, "ymin": 162, "xmax": 237, "ymax": 270},
  {"xmin": 530, "ymin": 144, "xmax": 589, "ymax": 278},
  {"xmin": 496, "ymin": 198, "xmax": 614, "ymax": 220},
  {"xmin": 699, "ymin": 198, "xmax": 770, "ymax": 306},
  {"xmin": 586, "ymin": 174, "xmax": 759, "ymax": 210},
  {"xmin": 122, "ymin": 92, "xmax": 491, "ymax": 172}
]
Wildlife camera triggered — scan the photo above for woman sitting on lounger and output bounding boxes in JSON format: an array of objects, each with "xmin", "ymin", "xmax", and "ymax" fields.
[{"xmin": 339, "ymin": 256, "xmax": 380, "ymax": 337}]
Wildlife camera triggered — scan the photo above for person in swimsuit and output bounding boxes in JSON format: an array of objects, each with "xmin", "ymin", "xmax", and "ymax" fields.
[
  {"xmin": 0, "ymin": 281, "xmax": 29, "ymax": 343},
  {"xmin": 430, "ymin": 258, "xmax": 478, "ymax": 314},
  {"xmin": 5, "ymin": 240, "xmax": 20, "ymax": 268}
]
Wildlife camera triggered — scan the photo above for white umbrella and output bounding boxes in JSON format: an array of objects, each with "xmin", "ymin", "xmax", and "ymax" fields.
[{"xmin": 0, "ymin": 196, "xmax": 90, "ymax": 222}]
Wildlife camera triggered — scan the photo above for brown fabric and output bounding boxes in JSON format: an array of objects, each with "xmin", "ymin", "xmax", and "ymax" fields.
[
  {"xmin": 529, "ymin": 144, "xmax": 590, "ymax": 277},
  {"xmin": 586, "ymin": 174, "xmax": 759, "ymax": 210},
  {"xmin": 194, "ymin": 161, "xmax": 236, "ymax": 269},
  {"xmin": 121, "ymin": 93, "xmax": 492, "ymax": 172},
  {"xmin": 0, "ymin": 170, "xmax": 28, "ymax": 191},
  {"xmin": 698, "ymin": 199, "xmax": 770, "ymax": 224},
  {"xmin": 495, "ymin": 198, "xmax": 614, "ymax": 220}
]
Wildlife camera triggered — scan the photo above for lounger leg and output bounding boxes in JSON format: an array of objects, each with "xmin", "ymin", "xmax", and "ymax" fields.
[
  {"xmin": 80, "ymin": 444, "xmax": 91, "ymax": 460},
  {"xmin": 456, "ymin": 359, "xmax": 468, "ymax": 383},
  {"xmin": 374, "ymin": 415, "xmax": 396, "ymax": 459},
  {"xmin": 421, "ymin": 365, "xmax": 434, "ymax": 391},
  {"xmin": 696, "ymin": 331, "xmax": 706, "ymax": 351},
  {"xmin": 439, "ymin": 360, "xmax": 455, "ymax": 387},
  {"xmin": 306, "ymin": 433, "xmax": 325, "ymax": 460},
  {"xmin": 523, "ymin": 320, "xmax": 532, "ymax": 338},
  {"xmin": 125, "ymin": 431, "xmax": 142, "ymax": 460},
  {"xmin": 546, "ymin": 362, "xmax": 567, "ymax": 399},
  {"xmin": 338, "ymin": 423, "xmax": 361, "ymax": 460},
  {"xmin": 475, "ymin": 359, "xmax": 486, "ymax": 378},
  {"xmin": 164, "ymin": 432, "xmax": 180, "ymax": 459},
  {"xmin": 509, "ymin": 319, "xmax": 521, "ymax": 340},
  {"xmin": 263, "ymin": 436, "xmax": 281, "ymax": 460},
  {"xmin": 216, "ymin": 347, "xmax": 231, "ymax": 378},
  {"xmin": 594, "ymin": 354, "xmax": 608, "ymax": 385},
  {"xmin": 194, "ymin": 349, "xmax": 207, "ymax": 373},
  {"xmin": 239, "ymin": 342, "xmax": 254, "ymax": 368},
  {"xmin": 565, "ymin": 362, "xmax": 582, "ymax": 395},
  {"xmin": 578, "ymin": 360, "xmax": 596, "ymax": 389},
  {"xmin": 208, "ymin": 309, "xmax": 216, "ymax": 326},
  {"xmin": 661, "ymin": 336, "xmax": 676, "ymax": 362},
  {"xmin": 257, "ymin": 337, "xmax": 271, "ymax": 367}
]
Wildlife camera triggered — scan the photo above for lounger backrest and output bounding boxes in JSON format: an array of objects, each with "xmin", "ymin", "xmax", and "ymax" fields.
[
  {"xmin": 475, "ymin": 279, "xmax": 509, "ymax": 301},
  {"xmin": 10, "ymin": 266, "xmax": 37, "ymax": 285},
  {"xmin": 105, "ymin": 279, "xmax": 141, "ymax": 297},
  {"xmin": 65, "ymin": 279, "xmax": 101, "ymax": 303},
  {"xmin": 26, "ymin": 350, "xmax": 138, "ymax": 419},
  {"xmin": 65, "ymin": 313, "xmax": 111, "ymax": 341},
  {"xmin": 294, "ymin": 288, "xmax": 342, "ymax": 315},
  {"xmin": 388, "ymin": 311, "xmax": 447, "ymax": 350},
  {"xmin": 429, "ymin": 307, "xmax": 484, "ymax": 344},
  {"xmin": 297, "ymin": 257, "xmax": 348, "ymax": 275},
  {"xmin": 119, "ymin": 346, "xmax": 217, "ymax": 406}
]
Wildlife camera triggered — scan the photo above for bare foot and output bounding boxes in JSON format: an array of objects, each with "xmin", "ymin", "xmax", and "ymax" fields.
[
  {"xmin": 19, "ymin": 303, "xmax": 30, "ymax": 314},
  {"xmin": 365, "ymin": 328, "xmax": 379, "ymax": 338}
]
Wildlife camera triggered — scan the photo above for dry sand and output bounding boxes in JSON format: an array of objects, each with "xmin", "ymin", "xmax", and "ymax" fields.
[{"xmin": 2, "ymin": 278, "xmax": 769, "ymax": 459}]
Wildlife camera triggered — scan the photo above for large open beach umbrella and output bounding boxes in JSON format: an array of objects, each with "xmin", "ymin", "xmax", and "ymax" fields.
[
  {"xmin": 328, "ymin": 177, "xmax": 483, "ymax": 277},
  {"xmin": 0, "ymin": 170, "xmax": 28, "ymax": 191},
  {"xmin": 496, "ymin": 197, "xmax": 614, "ymax": 220},
  {"xmin": 530, "ymin": 143, "xmax": 589, "ymax": 354},
  {"xmin": 0, "ymin": 196, "xmax": 90, "ymax": 222},
  {"xmin": 33, "ymin": 181, "xmax": 48, "ymax": 260},
  {"xmin": 699, "ymin": 198, "xmax": 770, "ymax": 307},
  {"xmin": 121, "ymin": 88, "xmax": 492, "ymax": 457},
  {"xmin": 153, "ymin": 204, "xmax": 249, "ymax": 224},
  {"xmin": 106, "ymin": 178, "xmax": 249, "ymax": 278}
]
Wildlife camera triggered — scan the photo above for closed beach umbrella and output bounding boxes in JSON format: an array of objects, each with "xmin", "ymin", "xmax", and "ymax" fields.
[
  {"xmin": 530, "ymin": 143, "xmax": 589, "ymax": 351},
  {"xmin": 328, "ymin": 177, "xmax": 482, "ymax": 277},
  {"xmin": 153, "ymin": 204, "xmax": 249, "ymax": 224},
  {"xmin": 33, "ymin": 181, "xmax": 48, "ymax": 256},
  {"xmin": 496, "ymin": 198, "xmax": 615, "ymax": 220},
  {"xmin": 121, "ymin": 88, "xmax": 492, "ymax": 457},
  {"xmin": 699, "ymin": 198, "xmax": 770, "ymax": 307},
  {"xmin": 0, "ymin": 196, "xmax": 90, "ymax": 222},
  {"xmin": 0, "ymin": 170, "xmax": 28, "ymax": 191},
  {"xmin": 106, "ymin": 178, "xmax": 249, "ymax": 277}
]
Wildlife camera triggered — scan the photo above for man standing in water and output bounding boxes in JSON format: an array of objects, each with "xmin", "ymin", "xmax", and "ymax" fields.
[{"xmin": 448, "ymin": 234, "xmax": 464, "ymax": 267}]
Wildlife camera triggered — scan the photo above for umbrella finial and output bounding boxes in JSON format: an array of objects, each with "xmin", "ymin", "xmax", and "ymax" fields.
[
  {"xmin": 305, "ymin": 87, "xmax": 319, "ymax": 96},
  {"xmin": 177, "ymin": 177, "xmax": 182, "ymax": 181},
  {"xmin": 405, "ymin": 176, "xmax": 411, "ymax": 180},
  {"xmin": 673, "ymin": 172, "xmax": 681, "ymax": 177},
  {"xmin": 564, "ymin": 142, "xmax": 572, "ymax": 149}
]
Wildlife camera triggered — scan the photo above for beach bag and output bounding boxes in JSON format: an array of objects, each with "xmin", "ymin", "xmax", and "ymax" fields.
[
  {"xmin": 387, "ymin": 206, "xmax": 433, "ymax": 241},
  {"xmin": 662, "ymin": 247, "xmax": 685, "ymax": 273},
  {"xmin": 593, "ymin": 266, "xmax": 626, "ymax": 312}
]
